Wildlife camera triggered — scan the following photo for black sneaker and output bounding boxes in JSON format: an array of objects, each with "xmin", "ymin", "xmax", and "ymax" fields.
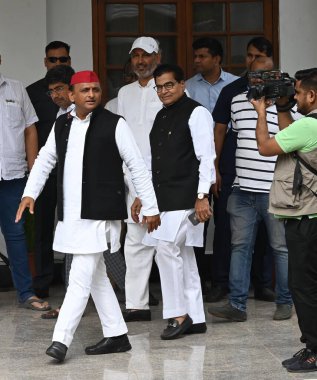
[
  {"xmin": 205, "ymin": 286, "xmax": 227, "ymax": 303},
  {"xmin": 208, "ymin": 302, "xmax": 247, "ymax": 322},
  {"xmin": 282, "ymin": 348, "xmax": 307, "ymax": 368},
  {"xmin": 286, "ymin": 349, "xmax": 317, "ymax": 373}
]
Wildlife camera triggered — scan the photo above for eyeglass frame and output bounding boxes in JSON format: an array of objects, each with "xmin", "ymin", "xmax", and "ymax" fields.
[
  {"xmin": 46, "ymin": 56, "xmax": 71, "ymax": 64},
  {"xmin": 46, "ymin": 85, "xmax": 67, "ymax": 97},
  {"xmin": 153, "ymin": 81, "xmax": 178, "ymax": 93}
]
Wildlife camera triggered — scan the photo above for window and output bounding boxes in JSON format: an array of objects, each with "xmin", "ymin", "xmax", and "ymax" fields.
[{"xmin": 92, "ymin": 0, "xmax": 278, "ymax": 102}]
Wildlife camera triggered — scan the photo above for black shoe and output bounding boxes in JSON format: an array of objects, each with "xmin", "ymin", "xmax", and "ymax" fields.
[
  {"xmin": 149, "ymin": 291, "xmax": 159, "ymax": 306},
  {"xmin": 160, "ymin": 315, "xmax": 193, "ymax": 340},
  {"xmin": 205, "ymin": 286, "xmax": 227, "ymax": 303},
  {"xmin": 254, "ymin": 287, "xmax": 275, "ymax": 302},
  {"xmin": 123, "ymin": 309, "xmax": 151, "ymax": 322},
  {"xmin": 282, "ymin": 348, "xmax": 307, "ymax": 368},
  {"xmin": 183, "ymin": 322, "xmax": 207, "ymax": 334},
  {"xmin": 286, "ymin": 349, "xmax": 317, "ymax": 373},
  {"xmin": 85, "ymin": 334, "xmax": 132, "ymax": 355},
  {"xmin": 208, "ymin": 302, "xmax": 247, "ymax": 322},
  {"xmin": 46, "ymin": 341, "xmax": 68, "ymax": 362}
]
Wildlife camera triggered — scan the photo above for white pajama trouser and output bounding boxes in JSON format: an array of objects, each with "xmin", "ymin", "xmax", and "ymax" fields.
[
  {"xmin": 124, "ymin": 223, "xmax": 156, "ymax": 309},
  {"xmin": 52, "ymin": 253, "xmax": 128, "ymax": 347},
  {"xmin": 154, "ymin": 218, "xmax": 205, "ymax": 323}
]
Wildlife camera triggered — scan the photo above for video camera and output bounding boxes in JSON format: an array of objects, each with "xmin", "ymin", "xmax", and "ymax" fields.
[{"xmin": 247, "ymin": 70, "xmax": 295, "ymax": 101}]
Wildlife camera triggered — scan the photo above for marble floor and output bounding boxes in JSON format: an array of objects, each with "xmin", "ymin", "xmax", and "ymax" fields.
[{"xmin": 0, "ymin": 285, "xmax": 316, "ymax": 380}]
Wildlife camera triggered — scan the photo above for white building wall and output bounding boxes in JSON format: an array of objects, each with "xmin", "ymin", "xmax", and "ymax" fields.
[
  {"xmin": 279, "ymin": 0, "xmax": 317, "ymax": 76},
  {"xmin": 46, "ymin": 0, "xmax": 92, "ymax": 73},
  {"xmin": 0, "ymin": 0, "xmax": 46, "ymax": 86},
  {"xmin": 1, "ymin": 0, "xmax": 317, "ymax": 85}
]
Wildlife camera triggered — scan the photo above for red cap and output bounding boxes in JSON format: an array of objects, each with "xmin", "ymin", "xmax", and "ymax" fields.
[{"xmin": 70, "ymin": 70, "xmax": 100, "ymax": 85}]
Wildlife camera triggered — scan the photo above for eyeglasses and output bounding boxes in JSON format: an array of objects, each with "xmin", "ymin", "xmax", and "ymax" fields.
[
  {"xmin": 47, "ymin": 56, "xmax": 70, "ymax": 64},
  {"xmin": 154, "ymin": 81, "xmax": 178, "ymax": 93},
  {"xmin": 46, "ymin": 86, "xmax": 66, "ymax": 96}
]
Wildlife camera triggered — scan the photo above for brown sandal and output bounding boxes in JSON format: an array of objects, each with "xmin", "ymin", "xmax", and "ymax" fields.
[{"xmin": 41, "ymin": 307, "xmax": 60, "ymax": 319}]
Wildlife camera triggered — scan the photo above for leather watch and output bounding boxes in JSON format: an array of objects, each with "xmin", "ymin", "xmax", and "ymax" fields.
[{"xmin": 197, "ymin": 192, "xmax": 209, "ymax": 200}]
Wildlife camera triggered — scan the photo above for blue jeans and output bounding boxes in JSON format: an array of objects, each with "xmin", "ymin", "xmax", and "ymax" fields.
[
  {"xmin": 227, "ymin": 188, "xmax": 292, "ymax": 312},
  {"xmin": 0, "ymin": 178, "xmax": 34, "ymax": 302}
]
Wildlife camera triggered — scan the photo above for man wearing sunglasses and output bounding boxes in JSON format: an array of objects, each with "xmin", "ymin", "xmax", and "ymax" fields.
[{"xmin": 26, "ymin": 41, "xmax": 71, "ymax": 300}]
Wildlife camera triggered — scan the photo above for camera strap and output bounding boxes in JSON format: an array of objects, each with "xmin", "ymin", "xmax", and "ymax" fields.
[
  {"xmin": 292, "ymin": 113, "xmax": 317, "ymax": 197},
  {"xmin": 293, "ymin": 153, "xmax": 317, "ymax": 177}
]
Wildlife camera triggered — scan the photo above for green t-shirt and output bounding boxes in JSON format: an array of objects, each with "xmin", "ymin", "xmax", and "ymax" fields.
[
  {"xmin": 275, "ymin": 115, "xmax": 317, "ymax": 218},
  {"xmin": 275, "ymin": 116, "xmax": 317, "ymax": 153}
]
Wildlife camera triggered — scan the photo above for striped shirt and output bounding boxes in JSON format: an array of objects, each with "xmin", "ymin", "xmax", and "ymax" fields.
[
  {"xmin": 231, "ymin": 91, "xmax": 279, "ymax": 192},
  {"xmin": 0, "ymin": 74, "xmax": 38, "ymax": 180}
]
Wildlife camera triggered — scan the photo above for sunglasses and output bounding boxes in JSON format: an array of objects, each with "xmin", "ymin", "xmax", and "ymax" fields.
[{"xmin": 47, "ymin": 56, "xmax": 70, "ymax": 64}]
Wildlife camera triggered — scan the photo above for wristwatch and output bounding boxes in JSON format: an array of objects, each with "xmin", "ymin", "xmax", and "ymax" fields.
[{"xmin": 197, "ymin": 192, "xmax": 209, "ymax": 200}]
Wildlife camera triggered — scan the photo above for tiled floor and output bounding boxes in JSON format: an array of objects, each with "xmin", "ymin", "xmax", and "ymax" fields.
[{"xmin": 0, "ymin": 285, "xmax": 316, "ymax": 380}]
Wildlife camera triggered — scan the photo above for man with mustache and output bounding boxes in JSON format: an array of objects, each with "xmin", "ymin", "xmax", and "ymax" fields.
[
  {"xmin": 117, "ymin": 37, "xmax": 162, "ymax": 322},
  {"xmin": 16, "ymin": 70, "xmax": 160, "ymax": 362}
]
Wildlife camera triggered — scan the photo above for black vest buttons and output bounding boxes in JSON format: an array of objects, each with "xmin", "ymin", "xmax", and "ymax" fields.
[{"xmin": 156, "ymin": 156, "xmax": 160, "ymax": 160}]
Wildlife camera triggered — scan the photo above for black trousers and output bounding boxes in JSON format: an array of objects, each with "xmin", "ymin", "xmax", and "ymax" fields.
[
  {"xmin": 32, "ymin": 174, "xmax": 57, "ymax": 293},
  {"xmin": 285, "ymin": 216, "xmax": 317, "ymax": 351}
]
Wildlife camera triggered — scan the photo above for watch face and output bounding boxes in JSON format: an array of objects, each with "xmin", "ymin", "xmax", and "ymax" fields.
[{"xmin": 198, "ymin": 193, "xmax": 204, "ymax": 199}]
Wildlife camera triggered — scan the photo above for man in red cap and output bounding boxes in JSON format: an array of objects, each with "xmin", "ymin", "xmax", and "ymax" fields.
[{"xmin": 16, "ymin": 70, "xmax": 160, "ymax": 362}]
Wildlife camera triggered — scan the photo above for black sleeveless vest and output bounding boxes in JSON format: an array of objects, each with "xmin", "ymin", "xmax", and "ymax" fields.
[
  {"xmin": 54, "ymin": 106, "xmax": 127, "ymax": 221},
  {"xmin": 150, "ymin": 94, "xmax": 200, "ymax": 211}
]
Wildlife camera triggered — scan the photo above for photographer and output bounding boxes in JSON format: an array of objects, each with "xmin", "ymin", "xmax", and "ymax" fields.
[
  {"xmin": 252, "ymin": 68, "xmax": 317, "ymax": 373},
  {"xmin": 208, "ymin": 57, "xmax": 294, "ymax": 323}
]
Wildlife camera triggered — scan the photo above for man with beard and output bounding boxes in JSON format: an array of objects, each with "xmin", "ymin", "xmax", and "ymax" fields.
[
  {"xmin": 252, "ymin": 68, "xmax": 317, "ymax": 373},
  {"xmin": 117, "ymin": 37, "xmax": 162, "ymax": 322}
]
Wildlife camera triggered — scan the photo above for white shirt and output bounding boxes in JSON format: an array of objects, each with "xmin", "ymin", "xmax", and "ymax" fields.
[
  {"xmin": 117, "ymin": 78, "xmax": 162, "ymax": 171},
  {"xmin": 105, "ymin": 97, "xmax": 118, "ymax": 114},
  {"xmin": 23, "ymin": 109, "xmax": 159, "ymax": 254},
  {"xmin": 0, "ymin": 73, "xmax": 38, "ymax": 180},
  {"xmin": 56, "ymin": 103, "xmax": 75, "ymax": 118}
]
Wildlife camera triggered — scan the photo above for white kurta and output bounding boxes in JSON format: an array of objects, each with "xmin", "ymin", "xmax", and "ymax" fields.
[
  {"xmin": 143, "ymin": 105, "xmax": 216, "ymax": 247},
  {"xmin": 23, "ymin": 109, "xmax": 159, "ymax": 254},
  {"xmin": 143, "ymin": 103, "xmax": 215, "ymax": 323}
]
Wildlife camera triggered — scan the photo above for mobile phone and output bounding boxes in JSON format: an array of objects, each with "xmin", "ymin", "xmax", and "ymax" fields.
[{"xmin": 188, "ymin": 211, "xmax": 200, "ymax": 225}]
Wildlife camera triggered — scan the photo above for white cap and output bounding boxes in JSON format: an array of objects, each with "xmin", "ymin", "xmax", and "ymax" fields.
[{"xmin": 129, "ymin": 37, "xmax": 159, "ymax": 54}]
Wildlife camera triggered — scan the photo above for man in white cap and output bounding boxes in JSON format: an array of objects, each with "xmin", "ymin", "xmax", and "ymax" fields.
[
  {"xmin": 117, "ymin": 37, "xmax": 162, "ymax": 322},
  {"xmin": 16, "ymin": 70, "xmax": 160, "ymax": 362}
]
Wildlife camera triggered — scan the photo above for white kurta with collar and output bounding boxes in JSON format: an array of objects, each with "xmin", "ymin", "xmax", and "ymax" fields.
[
  {"xmin": 23, "ymin": 109, "xmax": 159, "ymax": 254},
  {"xmin": 117, "ymin": 78, "xmax": 162, "ymax": 310},
  {"xmin": 143, "ymin": 104, "xmax": 216, "ymax": 323},
  {"xmin": 23, "ymin": 107, "xmax": 159, "ymax": 347},
  {"xmin": 143, "ymin": 105, "xmax": 216, "ymax": 247}
]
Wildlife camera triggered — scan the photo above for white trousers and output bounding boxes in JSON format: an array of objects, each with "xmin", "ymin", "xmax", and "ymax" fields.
[
  {"xmin": 124, "ymin": 223, "xmax": 156, "ymax": 309},
  {"xmin": 53, "ymin": 253, "xmax": 128, "ymax": 347},
  {"xmin": 155, "ymin": 218, "xmax": 205, "ymax": 323}
]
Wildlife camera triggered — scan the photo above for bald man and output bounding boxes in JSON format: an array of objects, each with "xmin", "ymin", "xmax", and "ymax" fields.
[{"xmin": 208, "ymin": 58, "xmax": 295, "ymax": 322}]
